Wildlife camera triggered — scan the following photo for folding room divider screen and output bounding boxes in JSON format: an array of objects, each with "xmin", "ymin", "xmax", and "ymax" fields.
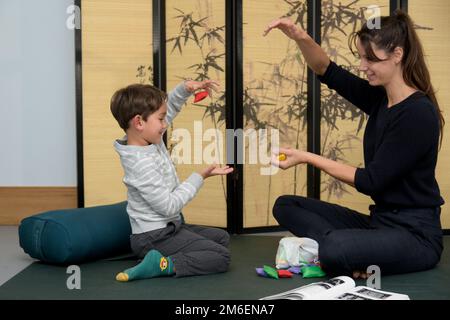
[
  {"xmin": 77, "ymin": 0, "xmax": 153, "ymax": 208},
  {"xmin": 76, "ymin": 0, "xmax": 450, "ymax": 233}
]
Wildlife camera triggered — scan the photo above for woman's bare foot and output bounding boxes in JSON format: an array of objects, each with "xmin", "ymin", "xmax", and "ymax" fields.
[{"xmin": 352, "ymin": 271, "xmax": 369, "ymax": 279}]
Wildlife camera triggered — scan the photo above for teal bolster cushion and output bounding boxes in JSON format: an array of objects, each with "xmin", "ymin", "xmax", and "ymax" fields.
[{"xmin": 19, "ymin": 202, "xmax": 132, "ymax": 265}]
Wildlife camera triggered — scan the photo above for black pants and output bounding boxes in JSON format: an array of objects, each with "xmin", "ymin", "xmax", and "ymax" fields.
[{"xmin": 273, "ymin": 195, "xmax": 443, "ymax": 276}]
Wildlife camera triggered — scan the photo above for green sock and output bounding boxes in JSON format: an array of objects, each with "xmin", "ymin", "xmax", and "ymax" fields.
[{"xmin": 116, "ymin": 250, "xmax": 174, "ymax": 282}]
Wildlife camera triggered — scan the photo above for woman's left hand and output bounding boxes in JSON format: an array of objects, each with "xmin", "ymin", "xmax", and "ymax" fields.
[
  {"xmin": 184, "ymin": 79, "xmax": 220, "ymax": 96},
  {"xmin": 271, "ymin": 147, "xmax": 309, "ymax": 170}
]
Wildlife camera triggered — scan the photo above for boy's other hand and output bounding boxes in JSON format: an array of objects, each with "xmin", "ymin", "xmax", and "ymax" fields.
[
  {"xmin": 185, "ymin": 79, "xmax": 220, "ymax": 97},
  {"xmin": 199, "ymin": 165, "xmax": 233, "ymax": 179}
]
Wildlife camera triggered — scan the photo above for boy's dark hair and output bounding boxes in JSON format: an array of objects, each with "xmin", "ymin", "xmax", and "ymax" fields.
[{"xmin": 110, "ymin": 84, "xmax": 167, "ymax": 131}]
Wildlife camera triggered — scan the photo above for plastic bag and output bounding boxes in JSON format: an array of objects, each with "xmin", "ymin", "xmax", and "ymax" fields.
[{"xmin": 275, "ymin": 237, "xmax": 319, "ymax": 269}]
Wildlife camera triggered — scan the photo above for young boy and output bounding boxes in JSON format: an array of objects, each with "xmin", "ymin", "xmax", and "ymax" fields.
[{"xmin": 110, "ymin": 80, "xmax": 233, "ymax": 281}]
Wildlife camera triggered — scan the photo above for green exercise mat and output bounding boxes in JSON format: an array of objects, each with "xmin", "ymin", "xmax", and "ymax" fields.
[{"xmin": 1, "ymin": 236, "xmax": 449, "ymax": 300}]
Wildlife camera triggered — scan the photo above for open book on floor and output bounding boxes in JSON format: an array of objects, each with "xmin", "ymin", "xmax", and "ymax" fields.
[{"xmin": 260, "ymin": 276, "xmax": 410, "ymax": 300}]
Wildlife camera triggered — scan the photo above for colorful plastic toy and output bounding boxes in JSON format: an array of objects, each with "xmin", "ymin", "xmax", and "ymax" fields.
[
  {"xmin": 193, "ymin": 90, "xmax": 209, "ymax": 103},
  {"xmin": 263, "ymin": 265, "xmax": 279, "ymax": 279},
  {"xmin": 255, "ymin": 267, "xmax": 269, "ymax": 277},
  {"xmin": 277, "ymin": 270, "xmax": 293, "ymax": 278},
  {"xmin": 301, "ymin": 265, "xmax": 326, "ymax": 278}
]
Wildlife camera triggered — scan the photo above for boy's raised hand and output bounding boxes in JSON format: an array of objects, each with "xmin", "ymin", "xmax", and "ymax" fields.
[
  {"xmin": 199, "ymin": 164, "xmax": 234, "ymax": 180},
  {"xmin": 184, "ymin": 79, "xmax": 220, "ymax": 97}
]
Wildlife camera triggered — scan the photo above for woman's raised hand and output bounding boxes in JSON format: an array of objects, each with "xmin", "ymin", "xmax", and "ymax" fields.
[{"xmin": 263, "ymin": 18, "xmax": 306, "ymax": 41}]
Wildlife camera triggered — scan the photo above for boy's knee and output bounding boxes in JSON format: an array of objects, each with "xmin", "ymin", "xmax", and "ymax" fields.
[
  {"xmin": 215, "ymin": 245, "xmax": 231, "ymax": 273},
  {"xmin": 223, "ymin": 247, "xmax": 231, "ymax": 265},
  {"xmin": 218, "ymin": 230, "xmax": 230, "ymax": 247}
]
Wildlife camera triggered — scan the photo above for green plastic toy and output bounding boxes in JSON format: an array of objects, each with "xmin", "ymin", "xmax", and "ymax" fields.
[
  {"xmin": 301, "ymin": 265, "xmax": 326, "ymax": 278},
  {"xmin": 263, "ymin": 265, "xmax": 279, "ymax": 279}
]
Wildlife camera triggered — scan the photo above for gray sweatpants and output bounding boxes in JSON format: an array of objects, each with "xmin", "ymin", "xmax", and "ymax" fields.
[{"xmin": 130, "ymin": 219, "xmax": 231, "ymax": 277}]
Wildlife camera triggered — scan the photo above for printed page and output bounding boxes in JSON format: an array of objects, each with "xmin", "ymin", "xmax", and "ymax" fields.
[
  {"xmin": 260, "ymin": 276, "xmax": 355, "ymax": 300},
  {"xmin": 333, "ymin": 286, "xmax": 410, "ymax": 300}
]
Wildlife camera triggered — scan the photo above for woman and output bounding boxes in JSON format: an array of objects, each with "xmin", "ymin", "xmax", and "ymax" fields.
[{"xmin": 264, "ymin": 10, "xmax": 444, "ymax": 278}]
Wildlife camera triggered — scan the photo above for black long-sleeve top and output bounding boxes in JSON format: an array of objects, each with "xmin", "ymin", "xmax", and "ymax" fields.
[{"xmin": 318, "ymin": 61, "xmax": 444, "ymax": 209}]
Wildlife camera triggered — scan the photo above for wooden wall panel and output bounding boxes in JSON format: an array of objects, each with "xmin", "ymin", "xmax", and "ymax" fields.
[
  {"xmin": 320, "ymin": 0, "xmax": 390, "ymax": 214},
  {"xmin": 82, "ymin": 0, "xmax": 152, "ymax": 206},
  {"xmin": 166, "ymin": 0, "xmax": 227, "ymax": 227},
  {"xmin": 0, "ymin": 187, "xmax": 77, "ymax": 225},
  {"xmin": 243, "ymin": 0, "xmax": 308, "ymax": 227},
  {"xmin": 410, "ymin": 0, "xmax": 450, "ymax": 229}
]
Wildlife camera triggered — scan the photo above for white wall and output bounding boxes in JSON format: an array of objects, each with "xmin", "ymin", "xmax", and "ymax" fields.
[{"xmin": 0, "ymin": 0, "xmax": 77, "ymax": 186}]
